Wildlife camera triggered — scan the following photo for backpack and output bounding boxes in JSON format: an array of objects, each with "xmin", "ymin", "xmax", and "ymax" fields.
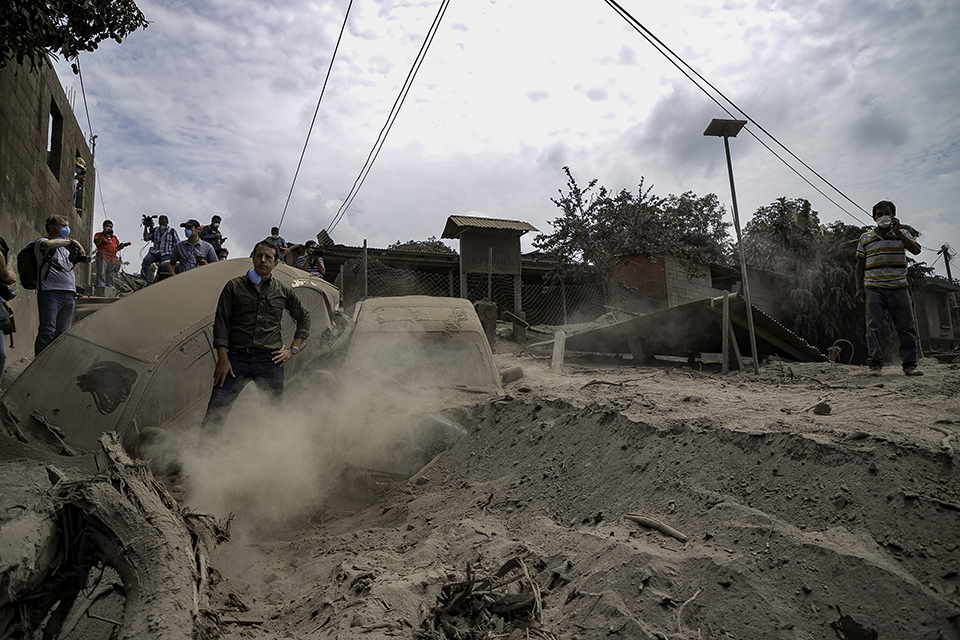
[{"xmin": 16, "ymin": 241, "xmax": 61, "ymax": 290}]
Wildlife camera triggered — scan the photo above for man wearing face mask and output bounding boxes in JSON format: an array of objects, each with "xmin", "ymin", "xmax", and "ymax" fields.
[
  {"xmin": 200, "ymin": 240, "xmax": 310, "ymax": 433},
  {"xmin": 855, "ymin": 200, "xmax": 924, "ymax": 376},
  {"xmin": 199, "ymin": 215, "xmax": 224, "ymax": 252},
  {"xmin": 93, "ymin": 219, "xmax": 131, "ymax": 289},
  {"xmin": 140, "ymin": 215, "xmax": 179, "ymax": 283},
  {"xmin": 166, "ymin": 219, "xmax": 218, "ymax": 277},
  {"xmin": 35, "ymin": 215, "xmax": 86, "ymax": 356}
]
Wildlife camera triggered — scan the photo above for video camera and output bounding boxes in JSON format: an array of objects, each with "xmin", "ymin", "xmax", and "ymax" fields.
[
  {"xmin": 68, "ymin": 244, "xmax": 90, "ymax": 264},
  {"xmin": 306, "ymin": 245, "xmax": 323, "ymax": 256},
  {"xmin": 141, "ymin": 214, "xmax": 158, "ymax": 229}
]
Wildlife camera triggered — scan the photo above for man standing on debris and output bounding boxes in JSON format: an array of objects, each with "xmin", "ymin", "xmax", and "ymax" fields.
[
  {"xmin": 93, "ymin": 220, "xmax": 131, "ymax": 289},
  {"xmin": 296, "ymin": 240, "xmax": 325, "ymax": 276},
  {"xmin": 200, "ymin": 240, "xmax": 310, "ymax": 432},
  {"xmin": 35, "ymin": 216, "xmax": 86, "ymax": 356},
  {"xmin": 199, "ymin": 215, "xmax": 224, "ymax": 252},
  {"xmin": 140, "ymin": 215, "xmax": 179, "ymax": 283},
  {"xmin": 167, "ymin": 219, "xmax": 218, "ymax": 277},
  {"xmin": 266, "ymin": 227, "xmax": 288, "ymax": 250},
  {"xmin": 855, "ymin": 200, "xmax": 923, "ymax": 376}
]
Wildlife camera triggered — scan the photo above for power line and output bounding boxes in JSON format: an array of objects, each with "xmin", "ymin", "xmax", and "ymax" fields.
[
  {"xmin": 602, "ymin": 0, "xmax": 872, "ymax": 227},
  {"xmin": 325, "ymin": 0, "xmax": 452, "ymax": 235},
  {"xmin": 277, "ymin": 0, "xmax": 356, "ymax": 232}
]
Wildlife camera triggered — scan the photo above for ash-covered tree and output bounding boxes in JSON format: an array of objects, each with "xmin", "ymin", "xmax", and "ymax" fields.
[
  {"xmin": 1, "ymin": 0, "xmax": 148, "ymax": 69},
  {"xmin": 532, "ymin": 166, "xmax": 730, "ymax": 288},
  {"xmin": 387, "ymin": 236, "xmax": 457, "ymax": 254}
]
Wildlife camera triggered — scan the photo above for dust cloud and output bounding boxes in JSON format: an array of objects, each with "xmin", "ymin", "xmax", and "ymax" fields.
[{"xmin": 175, "ymin": 382, "xmax": 340, "ymax": 529}]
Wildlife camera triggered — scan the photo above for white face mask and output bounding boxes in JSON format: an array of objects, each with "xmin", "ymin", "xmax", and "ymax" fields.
[{"xmin": 212, "ymin": 222, "xmax": 220, "ymax": 229}]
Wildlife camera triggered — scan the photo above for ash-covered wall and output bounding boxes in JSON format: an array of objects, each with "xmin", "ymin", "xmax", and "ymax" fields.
[{"xmin": 0, "ymin": 59, "xmax": 95, "ymax": 354}]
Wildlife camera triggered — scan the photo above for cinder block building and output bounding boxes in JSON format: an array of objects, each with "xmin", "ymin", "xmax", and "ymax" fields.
[{"xmin": 0, "ymin": 59, "xmax": 95, "ymax": 363}]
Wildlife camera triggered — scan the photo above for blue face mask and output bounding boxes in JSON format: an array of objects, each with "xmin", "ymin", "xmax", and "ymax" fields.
[
  {"xmin": 247, "ymin": 268, "xmax": 262, "ymax": 285},
  {"xmin": 184, "ymin": 228, "xmax": 192, "ymax": 238},
  {"xmin": 59, "ymin": 225, "xmax": 70, "ymax": 238}
]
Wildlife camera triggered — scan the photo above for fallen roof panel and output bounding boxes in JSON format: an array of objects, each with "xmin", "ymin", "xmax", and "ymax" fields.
[{"xmin": 561, "ymin": 295, "xmax": 826, "ymax": 362}]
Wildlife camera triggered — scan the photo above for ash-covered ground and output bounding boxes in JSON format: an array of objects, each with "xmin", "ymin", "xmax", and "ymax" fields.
[
  {"xmin": 2, "ymin": 340, "xmax": 959, "ymax": 639},
  {"xmin": 202, "ymin": 347, "xmax": 960, "ymax": 640}
]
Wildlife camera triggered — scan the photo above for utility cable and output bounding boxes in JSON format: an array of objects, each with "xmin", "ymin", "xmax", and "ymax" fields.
[
  {"xmin": 602, "ymin": 0, "xmax": 872, "ymax": 227},
  {"xmin": 277, "ymin": 0, "xmax": 355, "ymax": 232},
  {"xmin": 326, "ymin": 0, "xmax": 452, "ymax": 235}
]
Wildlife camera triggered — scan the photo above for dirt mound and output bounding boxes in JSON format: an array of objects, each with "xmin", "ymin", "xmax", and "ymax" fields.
[{"xmin": 204, "ymin": 354, "xmax": 959, "ymax": 639}]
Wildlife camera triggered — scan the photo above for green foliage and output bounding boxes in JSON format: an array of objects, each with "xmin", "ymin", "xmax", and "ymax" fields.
[
  {"xmin": 532, "ymin": 167, "xmax": 730, "ymax": 282},
  {"xmin": 1, "ymin": 0, "xmax": 149, "ymax": 69},
  {"xmin": 387, "ymin": 236, "xmax": 457, "ymax": 255}
]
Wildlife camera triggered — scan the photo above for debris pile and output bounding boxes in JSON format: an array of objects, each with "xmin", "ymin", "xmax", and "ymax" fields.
[{"xmin": 421, "ymin": 555, "xmax": 558, "ymax": 640}]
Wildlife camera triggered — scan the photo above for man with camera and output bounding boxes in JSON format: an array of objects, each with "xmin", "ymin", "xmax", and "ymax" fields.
[
  {"xmin": 199, "ymin": 215, "xmax": 225, "ymax": 252},
  {"xmin": 295, "ymin": 240, "xmax": 325, "ymax": 276},
  {"xmin": 35, "ymin": 215, "xmax": 87, "ymax": 356},
  {"xmin": 140, "ymin": 215, "xmax": 179, "ymax": 284},
  {"xmin": 93, "ymin": 220, "xmax": 131, "ymax": 289},
  {"xmin": 855, "ymin": 200, "xmax": 924, "ymax": 376}
]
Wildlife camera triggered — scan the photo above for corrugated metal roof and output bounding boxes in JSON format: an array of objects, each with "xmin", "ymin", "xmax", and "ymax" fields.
[
  {"xmin": 442, "ymin": 215, "xmax": 539, "ymax": 239},
  {"xmin": 560, "ymin": 295, "xmax": 826, "ymax": 362}
]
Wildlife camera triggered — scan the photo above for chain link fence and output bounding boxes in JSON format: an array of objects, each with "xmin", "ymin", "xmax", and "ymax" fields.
[{"xmin": 334, "ymin": 257, "xmax": 607, "ymax": 326}]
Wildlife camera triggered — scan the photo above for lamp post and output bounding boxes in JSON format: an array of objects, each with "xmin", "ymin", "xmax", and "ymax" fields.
[{"xmin": 703, "ymin": 118, "xmax": 759, "ymax": 374}]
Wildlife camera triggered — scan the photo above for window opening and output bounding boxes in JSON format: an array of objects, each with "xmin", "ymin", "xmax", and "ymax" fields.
[{"xmin": 46, "ymin": 100, "xmax": 63, "ymax": 179}]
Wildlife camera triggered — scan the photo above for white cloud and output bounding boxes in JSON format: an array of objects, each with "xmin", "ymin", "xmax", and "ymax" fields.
[{"xmin": 53, "ymin": 0, "xmax": 960, "ymax": 275}]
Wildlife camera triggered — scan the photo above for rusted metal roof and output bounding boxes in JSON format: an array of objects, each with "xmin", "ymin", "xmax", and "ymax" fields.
[
  {"xmin": 559, "ymin": 294, "xmax": 826, "ymax": 362},
  {"xmin": 442, "ymin": 215, "xmax": 539, "ymax": 239}
]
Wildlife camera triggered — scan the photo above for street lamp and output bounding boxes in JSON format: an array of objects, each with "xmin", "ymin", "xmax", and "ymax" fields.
[{"xmin": 704, "ymin": 118, "xmax": 759, "ymax": 374}]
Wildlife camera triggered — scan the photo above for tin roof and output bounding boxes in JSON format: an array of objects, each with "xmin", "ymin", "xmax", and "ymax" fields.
[{"xmin": 442, "ymin": 215, "xmax": 539, "ymax": 239}]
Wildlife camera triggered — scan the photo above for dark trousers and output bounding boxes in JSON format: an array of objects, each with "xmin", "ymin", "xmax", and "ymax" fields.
[
  {"xmin": 200, "ymin": 351, "xmax": 284, "ymax": 432},
  {"xmin": 35, "ymin": 290, "xmax": 75, "ymax": 357}
]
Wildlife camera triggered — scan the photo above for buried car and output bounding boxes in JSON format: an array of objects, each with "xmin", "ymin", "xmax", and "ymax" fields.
[
  {"xmin": 333, "ymin": 296, "xmax": 503, "ymax": 485},
  {"xmin": 0, "ymin": 259, "xmax": 340, "ymax": 453}
]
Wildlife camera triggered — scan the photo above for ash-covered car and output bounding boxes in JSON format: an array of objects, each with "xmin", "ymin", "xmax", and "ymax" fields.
[{"xmin": 332, "ymin": 296, "xmax": 503, "ymax": 487}]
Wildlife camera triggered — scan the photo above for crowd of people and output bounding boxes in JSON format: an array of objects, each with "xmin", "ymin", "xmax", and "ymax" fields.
[{"xmin": 132, "ymin": 216, "xmax": 325, "ymax": 285}]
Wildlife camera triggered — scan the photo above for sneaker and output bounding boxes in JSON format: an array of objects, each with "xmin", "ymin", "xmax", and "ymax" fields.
[
  {"xmin": 868, "ymin": 363, "xmax": 882, "ymax": 377},
  {"xmin": 903, "ymin": 366, "xmax": 924, "ymax": 377}
]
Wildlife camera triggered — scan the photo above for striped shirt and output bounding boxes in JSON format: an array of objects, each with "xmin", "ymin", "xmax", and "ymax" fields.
[
  {"xmin": 856, "ymin": 228, "xmax": 914, "ymax": 289},
  {"xmin": 145, "ymin": 226, "xmax": 179, "ymax": 256}
]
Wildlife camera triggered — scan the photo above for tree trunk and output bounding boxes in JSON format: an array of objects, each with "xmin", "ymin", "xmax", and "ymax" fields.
[{"xmin": 0, "ymin": 432, "xmax": 227, "ymax": 639}]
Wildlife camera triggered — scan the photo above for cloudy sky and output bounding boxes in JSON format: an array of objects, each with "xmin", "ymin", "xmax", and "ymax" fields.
[{"xmin": 53, "ymin": 0, "xmax": 959, "ymax": 279}]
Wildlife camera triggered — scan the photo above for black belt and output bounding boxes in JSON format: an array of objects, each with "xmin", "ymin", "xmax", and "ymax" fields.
[{"xmin": 230, "ymin": 347, "xmax": 272, "ymax": 354}]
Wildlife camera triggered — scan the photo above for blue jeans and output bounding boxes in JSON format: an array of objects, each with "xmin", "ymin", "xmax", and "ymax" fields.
[
  {"xmin": 140, "ymin": 251, "xmax": 171, "ymax": 283},
  {"xmin": 95, "ymin": 255, "xmax": 117, "ymax": 287},
  {"xmin": 200, "ymin": 351, "xmax": 285, "ymax": 432},
  {"xmin": 35, "ymin": 290, "xmax": 75, "ymax": 357},
  {"xmin": 864, "ymin": 286, "xmax": 918, "ymax": 369}
]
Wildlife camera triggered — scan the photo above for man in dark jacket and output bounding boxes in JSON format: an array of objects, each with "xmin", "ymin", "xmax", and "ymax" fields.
[{"xmin": 200, "ymin": 240, "xmax": 310, "ymax": 432}]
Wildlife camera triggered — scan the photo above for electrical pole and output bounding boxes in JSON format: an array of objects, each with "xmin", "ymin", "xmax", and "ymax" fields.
[{"xmin": 940, "ymin": 244, "xmax": 954, "ymax": 284}]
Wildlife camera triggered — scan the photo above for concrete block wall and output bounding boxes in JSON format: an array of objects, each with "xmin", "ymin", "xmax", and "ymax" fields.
[
  {"xmin": 0, "ymin": 60, "xmax": 95, "ymax": 367},
  {"xmin": 663, "ymin": 255, "xmax": 720, "ymax": 307}
]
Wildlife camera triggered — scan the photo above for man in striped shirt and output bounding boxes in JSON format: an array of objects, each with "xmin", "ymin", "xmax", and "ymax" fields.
[{"xmin": 855, "ymin": 201, "xmax": 923, "ymax": 376}]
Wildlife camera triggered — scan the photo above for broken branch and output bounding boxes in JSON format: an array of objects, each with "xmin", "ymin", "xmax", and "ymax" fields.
[{"xmin": 625, "ymin": 514, "xmax": 688, "ymax": 543}]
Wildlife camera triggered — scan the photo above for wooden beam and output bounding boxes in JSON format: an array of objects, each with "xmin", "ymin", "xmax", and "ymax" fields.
[{"xmin": 727, "ymin": 311, "xmax": 807, "ymax": 362}]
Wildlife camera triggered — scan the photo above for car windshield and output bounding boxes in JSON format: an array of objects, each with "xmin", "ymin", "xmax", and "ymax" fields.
[{"xmin": 346, "ymin": 331, "xmax": 497, "ymax": 390}]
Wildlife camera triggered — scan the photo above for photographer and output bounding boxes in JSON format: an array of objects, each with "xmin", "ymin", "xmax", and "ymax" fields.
[
  {"xmin": 199, "ymin": 215, "xmax": 225, "ymax": 252},
  {"xmin": 35, "ymin": 215, "xmax": 85, "ymax": 356},
  {"xmin": 295, "ymin": 240, "xmax": 325, "ymax": 276},
  {"xmin": 139, "ymin": 214, "xmax": 179, "ymax": 284},
  {"xmin": 93, "ymin": 219, "xmax": 131, "ymax": 289}
]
